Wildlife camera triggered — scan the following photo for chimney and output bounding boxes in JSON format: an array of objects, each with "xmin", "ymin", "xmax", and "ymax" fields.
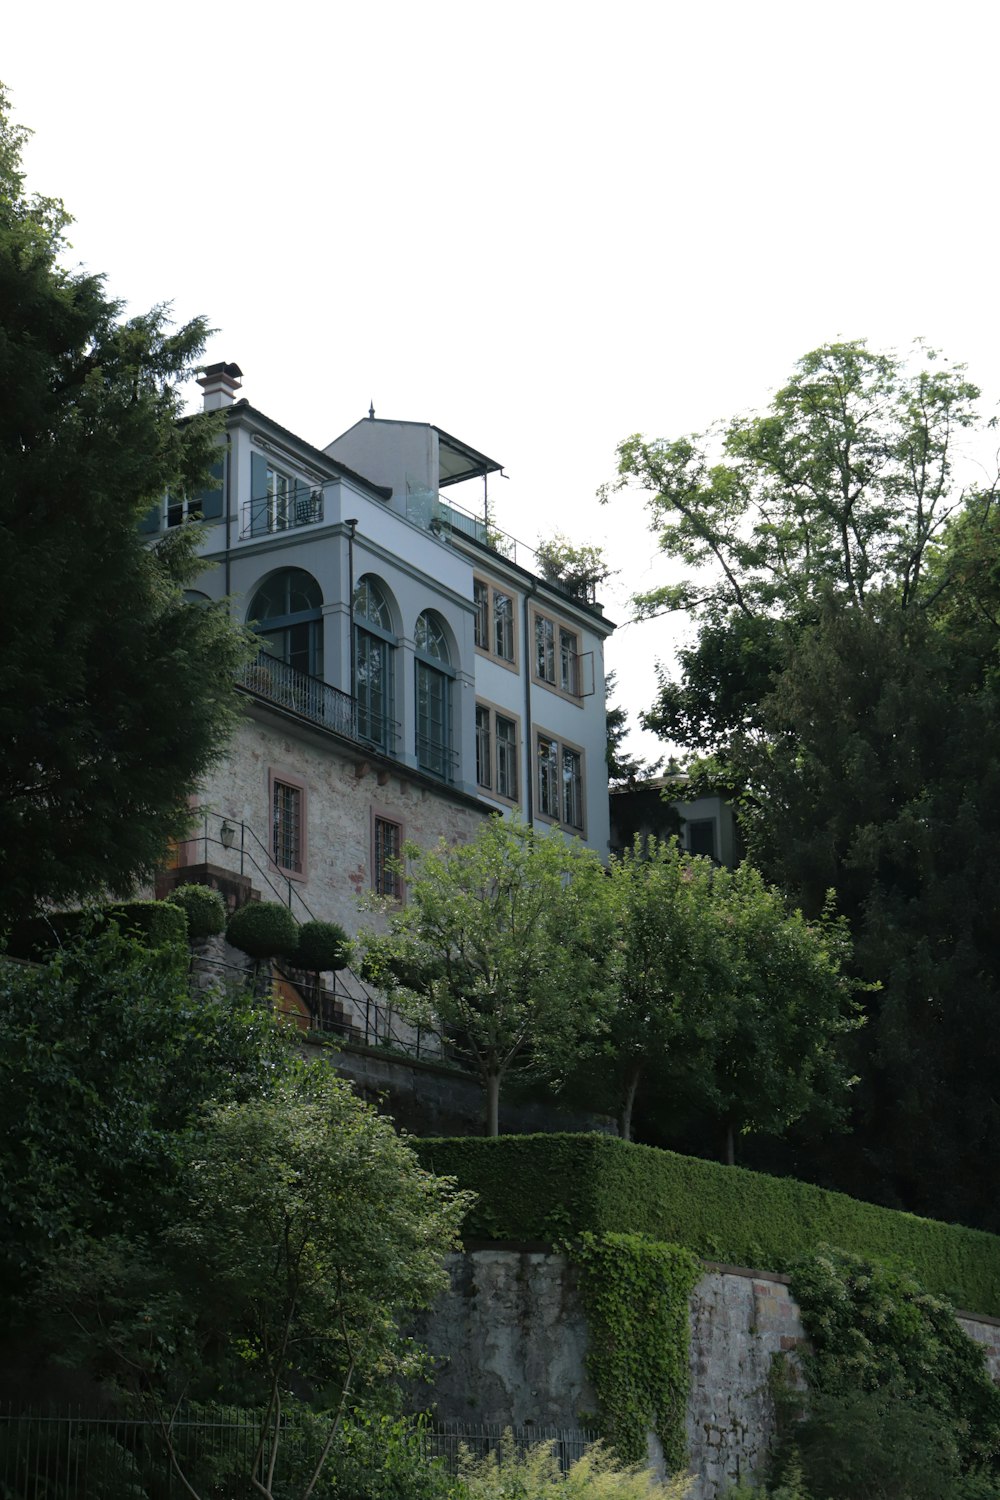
[{"xmin": 197, "ymin": 361, "xmax": 243, "ymax": 410}]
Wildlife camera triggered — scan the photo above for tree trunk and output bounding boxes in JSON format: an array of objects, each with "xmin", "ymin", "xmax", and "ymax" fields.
[
  {"xmin": 485, "ymin": 1072, "xmax": 501, "ymax": 1137},
  {"xmin": 619, "ymin": 1062, "xmax": 643, "ymax": 1142},
  {"xmin": 724, "ymin": 1122, "xmax": 736, "ymax": 1167}
]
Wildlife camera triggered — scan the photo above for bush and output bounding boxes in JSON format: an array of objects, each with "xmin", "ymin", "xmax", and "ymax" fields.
[
  {"xmin": 170, "ymin": 883, "xmax": 227, "ymax": 941},
  {"xmin": 296, "ymin": 919, "xmax": 350, "ymax": 975},
  {"xmin": 412, "ymin": 1135, "xmax": 1000, "ymax": 1317},
  {"xmin": 6, "ymin": 899, "xmax": 187, "ymax": 957},
  {"xmin": 226, "ymin": 901, "xmax": 299, "ymax": 962},
  {"xmin": 458, "ymin": 1433, "xmax": 691, "ymax": 1497}
]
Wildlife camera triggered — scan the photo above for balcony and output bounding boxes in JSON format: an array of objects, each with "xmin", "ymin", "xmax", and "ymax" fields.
[
  {"xmin": 240, "ymin": 489, "xmax": 323, "ymax": 540},
  {"xmin": 238, "ymin": 651, "xmax": 358, "ymax": 741}
]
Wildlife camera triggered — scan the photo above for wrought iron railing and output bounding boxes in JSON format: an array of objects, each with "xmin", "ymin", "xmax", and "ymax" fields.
[
  {"xmin": 239, "ymin": 489, "xmax": 323, "ymax": 539},
  {"xmin": 237, "ymin": 651, "xmax": 357, "ymax": 739},
  {"xmin": 416, "ymin": 732, "xmax": 459, "ymax": 784}
]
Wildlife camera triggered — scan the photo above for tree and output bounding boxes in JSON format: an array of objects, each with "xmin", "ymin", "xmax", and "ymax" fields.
[
  {"xmin": 360, "ymin": 816, "xmax": 617, "ymax": 1135},
  {"xmin": 605, "ymin": 670, "xmax": 664, "ymax": 789},
  {"xmin": 0, "ymin": 85, "xmax": 253, "ymax": 927},
  {"xmin": 534, "ymin": 533, "xmax": 613, "ymax": 603},
  {"xmin": 604, "ymin": 839, "xmax": 721, "ymax": 1140},
  {"xmin": 605, "ymin": 842, "xmax": 861, "ymax": 1158},
  {"xmin": 606, "ymin": 340, "xmax": 1000, "ymax": 1221},
  {"xmin": 44, "ymin": 1067, "xmax": 469, "ymax": 1500}
]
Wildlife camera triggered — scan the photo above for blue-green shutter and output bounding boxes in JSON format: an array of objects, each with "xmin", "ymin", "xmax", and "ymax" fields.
[
  {"xmin": 250, "ymin": 453, "xmax": 268, "ymax": 536},
  {"xmin": 196, "ymin": 459, "xmax": 224, "ymax": 522}
]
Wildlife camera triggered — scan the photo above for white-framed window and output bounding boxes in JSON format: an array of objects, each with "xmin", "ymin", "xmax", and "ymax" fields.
[
  {"xmin": 535, "ymin": 731, "xmax": 585, "ymax": 833},
  {"xmin": 473, "ymin": 577, "xmax": 517, "ymax": 667},
  {"xmin": 373, "ymin": 813, "xmax": 404, "ymax": 899},
  {"xmin": 476, "ymin": 702, "xmax": 520, "ymax": 803}
]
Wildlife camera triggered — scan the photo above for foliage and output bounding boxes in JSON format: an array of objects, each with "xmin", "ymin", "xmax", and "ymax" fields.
[
  {"xmin": 295, "ymin": 919, "xmax": 350, "ymax": 975},
  {"xmin": 603, "ymin": 841, "xmax": 720, "ymax": 1140},
  {"xmin": 0, "ymin": 927, "xmax": 288, "ymax": 1321},
  {"xmin": 308, "ymin": 1412, "xmax": 460, "ymax": 1500},
  {"xmin": 226, "ymin": 899, "xmax": 299, "ymax": 961},
  {"xmin": 570, "ymin": 1234, "xmax": 700, "ymax": 1470},
  {"xmin": 534, "ymin": 534, "xmax": 613, "ymax": 602},
  {"xmin": 604, "ymin": 843, "xmax": 861, "ymax": 1154},
  {"xmin": 0, "ymin": 86, "xmax": 255, "ymax": 928},
  {"xmin": 359, "ymin": 817, "xmax": 617, "ymax": 1135},
  {"xmin": 457, "ymin": 1431, "xmax": 692, "ymax": 1497},
  {"xmin": 788, "ymin": 1247, "xmax": 1000, "ymax": 1475},
  {"xmin": 412, "ymin": 1135, "xmax": 1000, "ymax": 1317},
  {"xmin": 607, "ymin": 340, "xmax": 1000, "ymax": 1229},
  {"xmin": 5, "ymin": 898, "xmax": 188, "ymax": 957},
  {"xmin": 169, "ymin": 882, "xmax": 227, "ymax": 940},
  {"xmin": 39, "ymin": 1067, "xmax": 471, "ymax": 1498}
]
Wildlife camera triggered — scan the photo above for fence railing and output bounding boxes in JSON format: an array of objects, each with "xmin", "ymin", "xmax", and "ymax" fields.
[
  {"xmin": 0, "ymin": 1407, "xmax": 599, "ymax": 1495},
  {"xmin": 237, "ymin": 651, "xmax": 356, "ymax": 740}
]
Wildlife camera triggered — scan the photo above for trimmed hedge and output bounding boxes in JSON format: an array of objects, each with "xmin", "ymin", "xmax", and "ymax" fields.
[
  {"xmin": 6, "ymin": 900, "xmax": 188, "ymax": 957},
  {"xmin": 413, "ymin": 1133, "xmax": 1000, "ymax": 1318}
]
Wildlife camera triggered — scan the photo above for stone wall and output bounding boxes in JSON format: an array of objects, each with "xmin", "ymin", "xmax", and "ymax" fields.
[{"xmin": 416, "ymin": 1251, "xmax": 1000, "ymax": 1500}]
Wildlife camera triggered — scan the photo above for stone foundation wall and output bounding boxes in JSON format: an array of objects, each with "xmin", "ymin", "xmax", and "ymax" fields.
[{"xmin": 417, "ymin": 1251, "xmax": 1000, "ymax": 1500}]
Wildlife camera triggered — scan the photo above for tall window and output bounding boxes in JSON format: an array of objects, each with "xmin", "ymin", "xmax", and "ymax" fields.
[
  {"xmin": 536, "ymin": 731, "xmax": 585, "ymax": 832},
  {"xmin": 373, "ymin": 815, "xmax": 403, "ymax": 899},
  {"xmin": 415, "ymin": 611, "xmax": 453, "ymax": 780},
  {"xmin": 272, "ymin": 778, "xmax": 303, "ymax": 873},
  {"xmin": 476, "ymin": 703, "xmax": 519, "ymax": 802},
  {"xmin": 248, "ymin": 569, "xmax": 323, "ymax": 678},
  {"xmin": 533, "ymin": 609, "xmax": 581, "ymax": 698},
  {"xmin": 474, "ymin": 579, "xmax": 489, "ymax": 650},
  {"xmin": 535, "ymin": 616, "xmax": 555, "ymax": 683},
  {"xmin": 249, "ymin": 454, "xmax": 316, "ymax": 535},
  {"xmin": 475, "ymin": 705, "xmax": 492, "ymax": 789},
  {"xmin": 473, "ymin": 577, "xmax": 516, "ymax": 665},
  {"xmin": 354, "ymin": 576, "xmax": 396, "ymax": 753}
]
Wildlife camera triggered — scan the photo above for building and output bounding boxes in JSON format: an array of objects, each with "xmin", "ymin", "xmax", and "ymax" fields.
[
  {"xmin": 151, "ymin": 364, "xmax": 615, "ymax": 971},
  {"xmin": 609, "ymin": 777, "xmax": 741, "ymax": 867}
]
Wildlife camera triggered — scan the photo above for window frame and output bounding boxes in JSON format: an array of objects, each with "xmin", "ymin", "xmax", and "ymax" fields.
[
  {"xmin": 473, "ymin": 575, "xmax": 519, "ymax": 673},
  {"xmin": 475, "ymin": 699, "xmax": 521, "ymax": 807},
  {"xmin": 268, "ymin": 767, "xmax": 308, "ymax": 881},
  {"xmin": 531, "ymin": 606, "xmax": 584, "ymax": 704},
  {"xmin": 533, "ymin": 727, "xmax": 587, "ymax": 836},
  {"xmin": 371, "ymin": 809, "xmax": 405, "ymax": 901}
]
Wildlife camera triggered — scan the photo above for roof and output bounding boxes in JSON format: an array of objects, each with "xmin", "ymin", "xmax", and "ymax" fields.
[{"xmin": 229, "ymin": 401, "xmax": 393, "ymax": 500}]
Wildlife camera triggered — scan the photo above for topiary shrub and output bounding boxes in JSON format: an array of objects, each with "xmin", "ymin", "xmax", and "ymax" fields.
[
  {"xmin": 226, "ymin": 902, "xmax": 299, "ymax": 963},
  {"xmin": 6, "ymin": 900, "xmax": 187, "ymax": 957},
  {"xmin": 170, "ymin": 883, "xmax": 227, "ymax": 941},
  {"xmin": 295, "ymin": 920, "xmax": 350, "ymax": 975}
]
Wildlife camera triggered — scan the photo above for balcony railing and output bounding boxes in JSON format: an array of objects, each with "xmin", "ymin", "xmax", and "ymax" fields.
[
  {"xmin": 240, "ymin": 490, "xmax": 323, "ymax": 539},
  {"xmin": 238, "ymin": 651, "xmax": 356, "ymax": 738},
  {"xmin": 416, "ymin": 732, "xmax": 459, "ymax": 784}
]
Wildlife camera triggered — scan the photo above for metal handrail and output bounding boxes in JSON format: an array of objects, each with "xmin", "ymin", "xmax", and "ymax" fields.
[
  {"xmin": 237, "ymin": 652, "xmax": 356, "ymax": 740},
  {"xmin": 239, "ymin": 490, "xmax": 323, "ymax": 539},
  {"xmin": 415, "ymin": 732, "xmax": 459, "ymax": 784}
]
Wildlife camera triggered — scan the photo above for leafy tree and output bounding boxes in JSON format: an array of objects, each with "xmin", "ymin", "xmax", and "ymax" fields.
[
  {"xmin": 43, "ymin": 1066, "xmax": 469, "ymax": 1500},
  {"xmin": 534, "ymin": 533, "xmax": 613, "ymax": 603},
  {"xmin": 604, "ymin": 840, "xmax": 721, "ymax": 1140},
  {"xmin": 605, "ymin": 843, "xmax": 861, "ymax": 1159},
  {"xmin": 607, "ymin": 341, "xmax": 1000, "ymax": 1223},
  {"xmin": 0, "ymin": 84, "xmax": 253, "ymax": 927},
  {"xmin": 0, "ymin": 925, "xmax": 286, "ymax": 1326},
  {"xmin": 360, "ymin": 817, "xmax": 617, "ymax": 1135}
]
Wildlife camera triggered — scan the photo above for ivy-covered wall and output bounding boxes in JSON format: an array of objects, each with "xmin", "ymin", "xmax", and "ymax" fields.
[{"xmin": 415, "ymin": 1134, "xmax": 1000, "ymax": 1317}]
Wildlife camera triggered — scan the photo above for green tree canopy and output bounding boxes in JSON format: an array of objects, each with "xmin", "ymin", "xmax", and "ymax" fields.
[
  {"xmin": 608, "ymin": 341, "xmax": 1000, "ymax": 1224},
  {"xmin": 359, "ymin": 816, "xmax": 617, "ymax": 1135},
  {"xmin": 0, "ymin": 84, "xmax": 253, "ymax": 926}
]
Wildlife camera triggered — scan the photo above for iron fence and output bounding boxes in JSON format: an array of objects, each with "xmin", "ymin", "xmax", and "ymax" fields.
[{"xmin": 0, "ymin": 1408, "xmax": 598, "ymax": 1496}]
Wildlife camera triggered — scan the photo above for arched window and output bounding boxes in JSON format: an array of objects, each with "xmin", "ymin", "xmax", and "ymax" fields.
[
  {"xmin": 248, "ymin": 569, "xmax": 323, "ymax": 678},
  {"xmin": 414, "ymin": 610, "xmax": 454, "ymax": 780},
  {"xmin": 353, "ymin": 576, "xmax": 396, "ymax": 752}
]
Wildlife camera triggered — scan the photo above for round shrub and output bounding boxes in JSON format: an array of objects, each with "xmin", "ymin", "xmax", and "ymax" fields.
[
  {"xmin": 226, "ymin": 901, "xmax": 299, "ymax": 962},
  {"xmin": 295, "ymin": 919, "xmax": 350, "ymax": 975},
  {"xmin": 170, "ymin": 883, "xmax": 227, "ymax": 941}
]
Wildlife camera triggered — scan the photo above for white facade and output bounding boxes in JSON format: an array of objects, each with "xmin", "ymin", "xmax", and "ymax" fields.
[{"xmin": 152, "ymin": 367, "xmax": 615, "ymax": 939}]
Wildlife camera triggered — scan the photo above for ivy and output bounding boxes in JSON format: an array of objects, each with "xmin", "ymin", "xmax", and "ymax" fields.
[{"xmin": 569, "ymin": 1232, "xmax": 700, "ymax": 1473}]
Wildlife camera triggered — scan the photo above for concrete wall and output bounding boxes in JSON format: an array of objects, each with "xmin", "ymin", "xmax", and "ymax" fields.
[{"xmin": 416, "ymin": 1251, "xmax": 1000, "ymax": 1500}]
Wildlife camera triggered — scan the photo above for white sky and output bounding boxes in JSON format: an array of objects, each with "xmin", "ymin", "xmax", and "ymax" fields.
[{"xmin": 6, "ymin": 1, "xmax": 1000, "ymax": 762}]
